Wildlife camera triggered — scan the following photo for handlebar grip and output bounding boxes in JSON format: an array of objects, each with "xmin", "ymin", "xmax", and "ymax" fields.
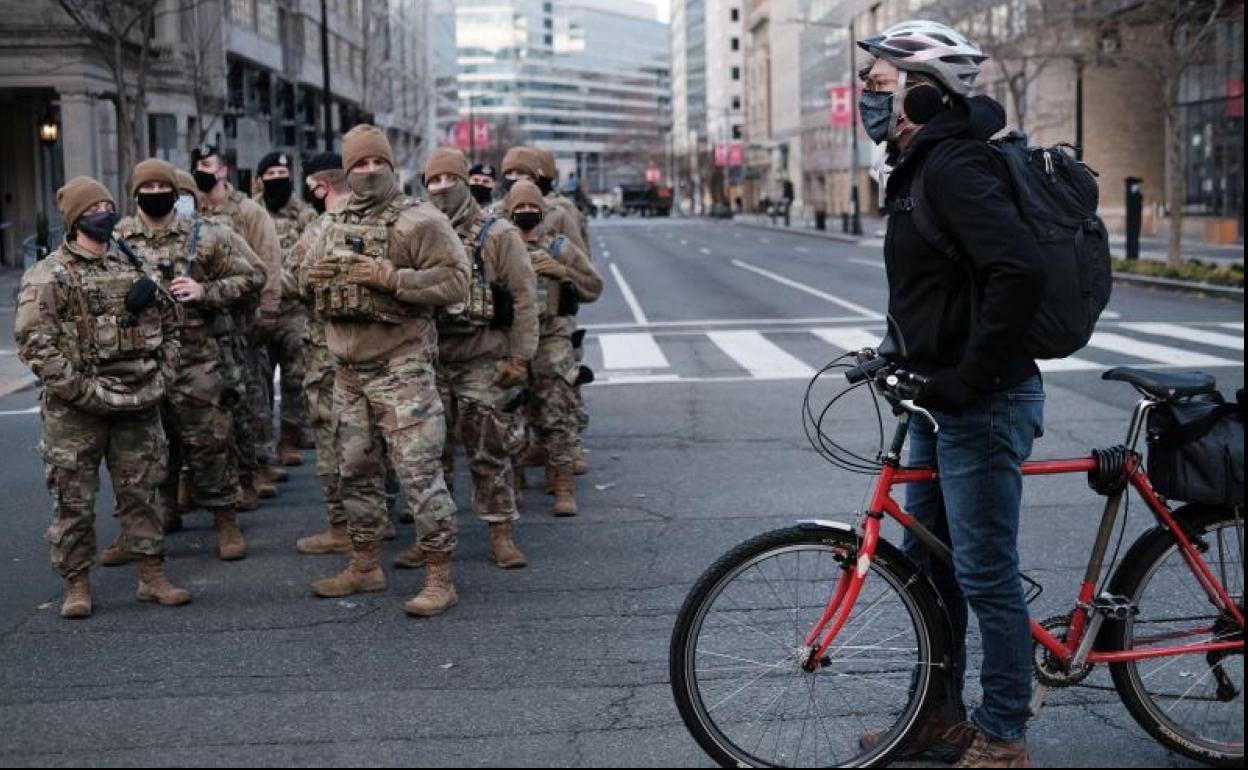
[{"xmin": 845, "ymin": 356, "xmax": 890, "ymax": 384}]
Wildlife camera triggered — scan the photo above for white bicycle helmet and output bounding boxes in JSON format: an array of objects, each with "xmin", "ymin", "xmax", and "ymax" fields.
[{"xmin": 858, "ymin": 20, "xmax": 987, "ymax": 96}]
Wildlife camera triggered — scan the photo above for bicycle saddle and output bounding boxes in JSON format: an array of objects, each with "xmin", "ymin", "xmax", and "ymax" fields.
[{"xmin": 1102, "ymin": 367, "xmax": 1217, "ymax": 400}]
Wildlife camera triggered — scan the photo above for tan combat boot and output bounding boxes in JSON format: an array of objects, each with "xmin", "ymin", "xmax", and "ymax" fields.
[
  {"xmin": 393, "ymin": 541, "xmax": 427, "ymax": 569},
  {"xmin": 214, "ymin": 511, "xmax": 247, "ymax": 561},
  {"xmin": 254, "ymin": 470, "xmax": 278, "ymax": 500},
  {"xmin": 136, "ymin": 557, "xmax": 192, "ymax": 606},
  {"xmin": 60, "ymin": 572, "xmax": 91, "ymax": 619},
  {"xmin": 100, "ymin": 533, "xmax": 131, "ymax": 567},
  {"xmin": 268, "ymin": 463, "xmax": 290, "ymax": 483},
  {"xmin": 488, "ymin": 522, "xmax": 528, "ymax": 569},
  {"xmin": 238, "ymin": 475, "xmax": 260, "ymax": 512},
  {"xmin": 950, "ymin": 723, "xmax": 1031, "ymax": 768},
  {"xmin": 278, "ymin": 425, "xmax": 304, "ymax": 467},
  {"xmin": 552, "ymin": 469, "xmax": 579, "ymax": 517},
  {"xmin": 403, "ymin": 552, "xmax": 458, "ymax": 617},
  {"xmin": 311, "ymin": 540, "xmax": 387, "ymax": 598},
  {"xmin": 296, "ymin": 524, "xmax": 351, "ymax": 555}
]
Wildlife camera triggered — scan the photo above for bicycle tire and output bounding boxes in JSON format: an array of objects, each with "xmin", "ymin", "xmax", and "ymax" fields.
[
  {"xmin": 1103, "ymin": 504, "xmax": 1244, "ymax": 767},
  {"xmin": 669, "ymin": 524, "xmax": 951, "ymax": 768}
]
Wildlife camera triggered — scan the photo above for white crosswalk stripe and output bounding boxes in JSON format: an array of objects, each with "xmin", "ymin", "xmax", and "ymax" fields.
[
  {"xmin": 707, "ymin": 331, "xmax": 816, "ymax": 380},
  {"xmin": 579, "ymin": 321, "xmax": 1243, "ymax": 388},
  {"xmin": 1222, "ymin": 322, "xmax": 1244, "ymax": 331},
  {"xmin": 1120, "ymin": 322, "xmax": 1243, "ymax": 351},
  {"xmin": 599, "ymin": 333, "xmax": 670, "ymax": 370},
  {"xmin": 1087, "ymin": 332, "xmax": 1238, "ymax": 368}
]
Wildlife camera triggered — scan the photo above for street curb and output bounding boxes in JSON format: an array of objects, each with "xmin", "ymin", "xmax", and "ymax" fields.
[
  {"xmin": 1111, "ymin": 272, "xmax": 1244, "ymax": 302},
  {"xmin": 0, "ymin": 373, "xmax": 37, "ymax": 400},
  {"xmin": 731, "ymin": 221, "xmax": 862, "ymax": 245}
]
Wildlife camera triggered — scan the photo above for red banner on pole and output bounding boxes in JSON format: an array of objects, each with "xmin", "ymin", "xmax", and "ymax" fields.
[
  {"xmin": 453, "ymin": 120, "xmax": 491, "ymax": 151},
  {"xmin": 828, "ymin": 85, "xmax": 857, "ymax": 127},
  {"xmin": 714, "ymin": 142, "xmax": 729, "ymax": 168},
  {"xmin": 645, "ymin": 167, "xmax": 662, "ymax": 183},
  {"xmin": 728, "ymin": 142, "xmax": 744, "ymax": 167}
]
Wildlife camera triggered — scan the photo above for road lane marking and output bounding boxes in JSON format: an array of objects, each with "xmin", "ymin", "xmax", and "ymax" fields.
[
  {"xmin": 608, "ymin": 262, "xmax": 649, "ymax": 325},
  {"xmin": 700, "ymin": 247, "xmax": 712, "ymax": 255},
  {"xmin": 795, "ymin": 246, "xmax": 810, "ymax": 253},
  {"xmin": 1221, "ymin": 322, "xmax": 1244, "ymax": 331},
  {"xmin": 1087, "ymin": 332, "xmax": 1238, "ymax": 368},
  {"xmin": 582, "ymin": 316, "xmax": 880, "ymax": 331},
  {"xmin": 0, "ymin": 406, "xmax": 39, "ymax": 416},
  {"xmin": 707, "ymin": 331, "xmax": 817, "ymax": 380},
  {"xmin": 1101, "ymin": 310, "xmax": 1122, "ymax": 319},
  {"xmin": 732, "ymin": 260, "xmax": 885, "ymax": 320},
  {"xmin": 599, "ymin": 333, "xmax": 671, "ymax": 370},
  {"xmin": 679, "ymin": 239, "xmax": 689, "ymax": 246},
  {"xmin": 1036, "ymin": 357, "xmax": 1103, "ymax": 373},
  {"xmin": 1120, "ymin": 322, "xmax": 1244, "ymax": 351},
  {"xmin": 599, "ymin": 373, "xmax": 683, "ymax": 385},
  {"xmin": 811, "ymin": 328, "xmax": 883, "ymax": 352},
  {"xmin": 602, "ymin": 250, "xmax": 612, "ymax": 258},
  {"xmin": 849, "ymin": 258, "xmax": 886, "ymax": 270}
]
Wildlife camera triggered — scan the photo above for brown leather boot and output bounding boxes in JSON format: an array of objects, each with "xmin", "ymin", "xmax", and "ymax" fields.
[
  {"xmin": 950, "ymin": 723, "xmax": 1030, "ymax": 768},
  {"xmin": 238, "ymin": 475, "xmax": 260, "ymax": 512},
  {"xmin": 100, "ymin": 533, "xmax": 132, "ymax": 567},
  {"xmin": 136, "ymin": 557, "xmax": 192, "ymax": 606},
  {"xmin": 268, "ymin": 463, "xmax": 289, "ymax": 483},
  {"xmin": 176, "ymin": 465, "xmax": 193, "ymax": 512},
  {"xmin": 214, "ymin": 511, "xmax": 247, "ymax": 561},
  {"xmin": 60, "ymin": 572, "xmax": 91, "ymax": 619},
  {"xmin": 488, "ymin": 522, "xmax": 528, "ymax": 569},
  {"xmin": 552, "ymin": 469, "xmax": 579, "ymax": 517},
  {"xmin": 573, "ymin": 445, "xmax": 588, "ymax": 476},
  {"xmin": 254, "ymin": 470, "xmax": 278, "ymax": 500},
  {"xmin": 393, "ymin": 541, "xmax": 427, "ymax": 569},
  {"xmin": 860, "ymin": 708, "xmax": 966, "ymax": 762},
  {"xmin": 311, "ymin": 540, "xmax": 387, "ymax": 597},
  {"xmin": 296, "ymin": 524, "xmax": 351, "ymax": 555},
  {"xmin": 278, "ymin": 426, "xmax": 304, "ymax": 467},
  {"xmin": 403, "ymin": 552, "xmax": 458, "ymax": 617}
]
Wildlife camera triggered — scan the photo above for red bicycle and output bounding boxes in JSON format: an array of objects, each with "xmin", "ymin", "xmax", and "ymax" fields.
[{"xmin": 670, "ymin": 351, "xmax": 1244, "ymax": 768}]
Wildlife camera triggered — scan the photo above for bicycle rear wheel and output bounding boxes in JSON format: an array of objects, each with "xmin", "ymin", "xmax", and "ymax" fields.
[
  {"xmin": 1104, "ymin": 505, "xmax": 1244, "ymax": 767},
  {"xmin": 669, "ymin": 524, "xmax": 948, "ymax": 768}
]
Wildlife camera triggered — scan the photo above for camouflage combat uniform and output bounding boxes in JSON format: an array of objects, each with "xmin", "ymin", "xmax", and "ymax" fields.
[
  {"xmin": 436, "ymin": 197, "xmax": 539, "ymax": 524},
  {"xmin": 524, "ymin": 232, "xmax": 601, "ymax": 475},
  {"xmin": 15, "ymin": 239, "xmax": 180, "ymax": 576},
  {"xmin": 116, "ymin": 214, "xmax": 264, "ymax": 515},
  {"xmin": 302, "ymin": 192, "xmax": 469, "ymax": 550},
  {"xmin": 262, "ymin": 195, "xmax": 318, "ymax": 444},
  {"xmin": 543, "ymin": 190, "xmax": 593, "ymax": 450},
  {"xmin": 200, "ymin": 184, "xmax": 282, "ymax": 472}
]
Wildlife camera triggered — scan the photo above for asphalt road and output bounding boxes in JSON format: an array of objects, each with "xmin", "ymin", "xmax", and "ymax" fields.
[{"xmin": 0, "ymin": 218, "xmax": 1242, "ymax": 767}]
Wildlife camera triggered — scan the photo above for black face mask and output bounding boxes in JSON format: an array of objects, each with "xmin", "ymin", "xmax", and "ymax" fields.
[
  {"xmin": 859, "ymin": 90, "xmax": 894, "ymax": 145},
  {"xmin": 193, "ymin": 169, "xmax": 219, "ymax": 193},
  {"xmin": 76, "ymin": 211, "xmax": 118, "ymax": 244},
  {"xmin": 537, "ymin": 177, "xmax": 553, "ymax": 196},
  {"xmin": 262, "ymin": 177, "xmax": 294, "ymax": 211},
  {"xmin": 470, "ymin": 184, "xmax": 495, "ymax": 206},
  {"xmin": 136, "ymin": 190, "xmax": 178, "ymax": 219},
  {"xmin": 513, "ymin": 212, "xmax": 543, "ymax": 232},
  {"xmin": 501, "ymin": 177, "xmax": 518, "ymax": 194}
]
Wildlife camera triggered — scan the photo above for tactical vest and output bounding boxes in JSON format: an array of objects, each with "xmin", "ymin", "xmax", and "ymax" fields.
[
  {"xmin": 528, "ymin": 237, "xmax": 568, "ymax": 321},
  {"xmin": 312, "ymin": 196, "xmax": 420, "ymax": 325},
  {"xmin": 119, "ymin": 217, "xmax": 208, "ymax": 330},
  {"xmin": 49, "ymin": 249, "xmax": 166, "ymax": 409},
  {"xmin": 439, "ymin": 214, "xmax": 499, "ymax": 331}
]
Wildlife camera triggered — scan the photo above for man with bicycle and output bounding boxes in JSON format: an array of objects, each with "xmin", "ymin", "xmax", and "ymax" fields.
[{"xmin": 856, "ymin": 21, "xmax": 1047, "ymax": 768}]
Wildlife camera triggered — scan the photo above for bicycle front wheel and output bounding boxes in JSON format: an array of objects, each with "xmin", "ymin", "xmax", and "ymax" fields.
[
  {"xmin": 669, "ymin": 525, "xmax": 948, "ymax": 768},
  {"xmin": 1105, "ymin": 504, "xmax": 1244, "ymax": 767}
]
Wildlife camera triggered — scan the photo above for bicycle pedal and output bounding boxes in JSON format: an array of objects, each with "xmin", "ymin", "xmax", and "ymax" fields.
[{"xmin": 1093, "ymin": 594, "xmax": 1139, "ymax": 621}]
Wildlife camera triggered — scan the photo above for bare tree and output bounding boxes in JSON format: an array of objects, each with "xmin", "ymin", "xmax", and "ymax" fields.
[
  {"xmin": 53, "ymin": 0, "xmax": 163, "ymax": 194},
  {"xmin": 1095, "ymin": 0, "xmax": 1230, "ymax": 265},
  {"xmin": 181, "ymin": 0, "xmax": 225, "ymax": 146}
]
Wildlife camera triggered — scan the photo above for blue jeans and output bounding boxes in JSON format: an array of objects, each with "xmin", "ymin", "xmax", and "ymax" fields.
[{"xmin": 902, "ymin": 375, "xmax": 1045, "ymax": 741}]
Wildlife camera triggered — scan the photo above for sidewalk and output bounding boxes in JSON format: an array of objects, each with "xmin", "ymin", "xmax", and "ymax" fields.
[{"xmin": 0, "ymin": 267, "xmax": 36, "ymax": 399}]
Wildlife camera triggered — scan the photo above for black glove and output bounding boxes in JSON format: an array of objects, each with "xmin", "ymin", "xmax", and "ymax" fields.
[{"xmin": 915, "ymin": 368, "xmax": 985, "ymax": 415}]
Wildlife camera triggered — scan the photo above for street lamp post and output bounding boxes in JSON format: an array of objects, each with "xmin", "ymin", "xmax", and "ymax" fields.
[{"xmin": 848, "ymin": 20, "xmax": 863, "ymax": 235}]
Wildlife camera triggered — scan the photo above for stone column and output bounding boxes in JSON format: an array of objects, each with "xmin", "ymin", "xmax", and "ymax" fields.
[{"xmin": 57, "ymin": 90, "xmax": 100, "ymax": 182}]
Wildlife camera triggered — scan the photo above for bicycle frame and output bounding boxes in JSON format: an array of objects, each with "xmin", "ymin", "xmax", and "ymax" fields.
[{"xmin": 802, "ymin": 400, "xmax": 1245, "ymax": 675}]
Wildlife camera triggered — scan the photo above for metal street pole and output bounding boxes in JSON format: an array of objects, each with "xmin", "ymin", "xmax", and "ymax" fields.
[
  {"xmin": 848, "ymin": 20, "xmax": 862, "ymax": 235},
  {"xmin": 468, "ymin": 93, "xmax": 476, "ymax": 164},
  {"xmin": 1075, "ymin": 58, "xmax": 1085, "ymax": 160},
  {"xmin": 321, "ymin": 0, "xmax": 333, "ymax": 151}
]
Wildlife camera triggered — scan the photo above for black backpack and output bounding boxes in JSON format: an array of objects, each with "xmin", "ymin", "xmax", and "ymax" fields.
[{"xmin": 911, "ymin": 131, "xmax": 1112, "ymax": 360}]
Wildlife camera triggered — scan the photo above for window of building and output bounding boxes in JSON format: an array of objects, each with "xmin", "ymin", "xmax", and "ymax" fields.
[
  {"xmin": 731, "ymin": 66, "xmax": 740, "ymax": 81},
  {"xmin": 147, "ymin": 114, "xmax": 177, "ymax": 161},
  {"xmin": 229, "ymin": 0, "xmax": 254, "ymax": 27},
  {"xmin": 256, "ymin": 0, "xmax": 277, "ymax": 39},
  {"xmin": 731, "ymin": 8, "xmax": 739, "ymax": 22},
  {"xmin": 732, "ymin": 96, "xmax": 741, "ymax": 110},
  {"xmin": 731, "ymin": 37, "xmax": 739, "ymax": 51},
  {"xmin": 732, "ymin": 124, "xmax": 743, "ymax": 139}
]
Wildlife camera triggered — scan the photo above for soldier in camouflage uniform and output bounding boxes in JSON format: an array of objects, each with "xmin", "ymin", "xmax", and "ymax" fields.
[
  {"xmin": 15, "ymin": 176, "xmax": 191, "ymax": 618},
  {"xmin": 256, "ymin": 150, "xmax": 318, "ymax": 466},
  {"xmin": 300, "ymin": 126, "xmax": 469, "ymax": 616},
  {"xmin": 504, "ymin": 181, "xmax": 602, "ymax": 516},
  {"xmin": 111, "ymin": 159, "xmax": 264, "ymax": 561},
  {"xmin": 392, "ymin": 149, "xmax": 539, "ymax": 572},
  {"xmin": 192, "ymin": 144, "xmax": 284, "ymax": 502}
]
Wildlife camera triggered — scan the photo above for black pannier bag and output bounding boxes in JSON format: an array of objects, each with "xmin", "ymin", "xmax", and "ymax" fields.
[{"xmin": 1146, "ymin": 389, "xmax": 1245, "ymax": 507}]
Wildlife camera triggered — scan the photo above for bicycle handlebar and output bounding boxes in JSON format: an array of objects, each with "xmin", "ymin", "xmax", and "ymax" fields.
[{"xmin": 843, "ymin": 350, "xmax": 939, "ymax": 432}]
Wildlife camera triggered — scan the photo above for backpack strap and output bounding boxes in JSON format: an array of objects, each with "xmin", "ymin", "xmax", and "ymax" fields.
[
  {"xmin": 909, "ymin": 162, "xmax": 961, "ymax": 262},
  {"xmin": 473, "ymin": 215, "xmax": 501, "ymax": 278}
]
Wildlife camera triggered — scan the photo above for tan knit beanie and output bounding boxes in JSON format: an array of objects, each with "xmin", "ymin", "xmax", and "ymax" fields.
[
  {"xmin": 535, "ymin": 148, "xmax": 557, "ymax": 181},
  {"xmin": 502, "ymin": 146, "xmax": 542, "ymax": 180},
  {"xmin": 423, "ymin": 148, "xmax": 469, "ymax": 184},
  {"xmin": 56, "ymin": 176, "xmax": 115, "ymax": 227},
  {"xmin": 174, "ymin": 169, "xmax": 198, "ymax": 195},
  {"xmin": 130, "ymin": 158, "xmax": 178, "ymax": 195},
  {"xmin": 505, "ymin": 179, "xmax": 546, "ymax": 216},
  {"xmin": 342, "ymin": 124, "xmax": 394, "ymax": 172}
]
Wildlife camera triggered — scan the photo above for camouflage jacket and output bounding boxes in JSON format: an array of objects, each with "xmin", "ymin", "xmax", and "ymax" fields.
[
  {"xmin": 200, "ymin": 184, "xmax": 282, "ymax": 316},
  {"xmin": 259, "ymin": 195, "xmax": 319, "ymax": 311}
]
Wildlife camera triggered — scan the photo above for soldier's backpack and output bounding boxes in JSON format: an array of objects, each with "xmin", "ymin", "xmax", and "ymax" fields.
[{"xmin": 909, "ymin": 131, "xmax": 1112, "ymax": 360}]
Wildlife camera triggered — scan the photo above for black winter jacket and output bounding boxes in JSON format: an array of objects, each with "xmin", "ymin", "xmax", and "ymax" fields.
[{"xmin": 883, "ymin": 96, "xmax": 1046, "ymax": 392}]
